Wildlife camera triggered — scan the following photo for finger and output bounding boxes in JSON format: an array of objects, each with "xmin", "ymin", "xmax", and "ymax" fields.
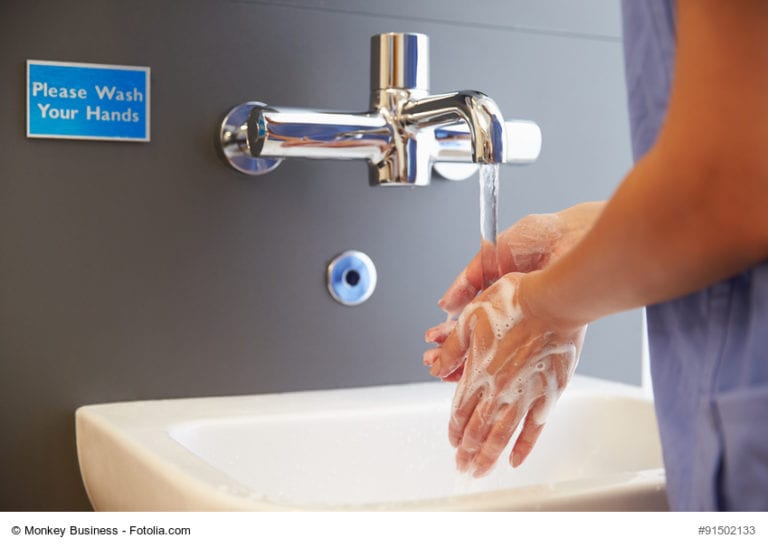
[
  {"xmin": 422, "ymin": 348, "xmax": 441, "ymax": 367},
  {"xmin": 510, "ymin": 398, "xmax": 549, "ymax": 468},
  {"xmin": 424, "ymin": 320, "xmax": 456, "ymax": 344},
  {"xmin": 428, "ymin": 318, "xmax": 470, "ymax": 378},
  {"xmin": 455, "ymin": 445, "xmax": 474, "ymax": 473},
  {"xmin": 527, "ymin": 348, "xmax": 576, "ymax": 396},
  {"xmin": 448, "ymin": 384, "xmax": 483, "ymax": 449},
  {"xmin": 442, "ymin": 365, "xmax": 464, "ymax": 383},
  {"xmin": 552, "ymin": 349, "xmax": 576, "ymax": 389},
  {"xmin": 469, "ymin": 403, "xmax": 522, "ymax": 477},
  {"xmin": 458, "ymin": 397, "xmax": 496, "ymax": 458},
  {"xmin": 437, "ymin": 252, "xmax": 483, "ymax": 317}
]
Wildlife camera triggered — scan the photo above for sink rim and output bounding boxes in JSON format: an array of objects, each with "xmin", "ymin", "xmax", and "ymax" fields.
[{"xmin": 75, "ymin": 376, "xmax": 667, "ymax": 511}]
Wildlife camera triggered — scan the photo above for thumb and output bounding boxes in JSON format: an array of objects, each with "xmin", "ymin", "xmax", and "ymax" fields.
[
  {"xmin": 429, "ymin": 307, "xmax": 480, "ymax": 379},
  {"xmin": 438, "ymin": 250, "xmax": 484, "ymax": 317}
]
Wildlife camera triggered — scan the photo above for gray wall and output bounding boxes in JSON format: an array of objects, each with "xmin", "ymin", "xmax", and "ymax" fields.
[{"xmin": 0, "ymin": 0, "xmax": 637, "ymax": 510}]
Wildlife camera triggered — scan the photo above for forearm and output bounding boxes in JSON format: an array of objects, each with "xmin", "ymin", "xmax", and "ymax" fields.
[
  {"xmin": 522, "ymin": 0, "xmax": 768, "ymax": 329},
  {"xmin": 524, "ymin": 144, "xmax": 768, "ymax": 328}
]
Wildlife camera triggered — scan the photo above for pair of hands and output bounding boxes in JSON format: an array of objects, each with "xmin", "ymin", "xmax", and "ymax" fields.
[{"xmin": 423, "ymin": 204, "xmax": 600, "ymax": 477}]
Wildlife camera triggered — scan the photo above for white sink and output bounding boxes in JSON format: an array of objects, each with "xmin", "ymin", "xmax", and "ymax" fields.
[{"xmin": 75, "ymin": 375, "xmax": 667, "ymax": 511}]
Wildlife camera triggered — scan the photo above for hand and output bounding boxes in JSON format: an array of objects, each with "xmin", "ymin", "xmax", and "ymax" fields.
[
  {"xmin": 423, "ymin": 203, "xmax": 600, "ymax": 382},
  {"xmin": 437, "ymin": 202, "xmax": 604, "ymax": 317},
  {"xmin": 426, "ymin": 273, "xmax": 587, "ymax": 477}
]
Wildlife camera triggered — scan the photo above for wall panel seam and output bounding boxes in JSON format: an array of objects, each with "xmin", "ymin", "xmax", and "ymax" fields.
[{"xmin": 227, "ymin": 0, "xmax": 622, "ymax": 43}]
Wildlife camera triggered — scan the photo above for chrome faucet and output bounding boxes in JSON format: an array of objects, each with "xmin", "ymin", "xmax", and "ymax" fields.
[{"xmin": 219, "ymin": 32, "xmax": 541, "ymax": 186}]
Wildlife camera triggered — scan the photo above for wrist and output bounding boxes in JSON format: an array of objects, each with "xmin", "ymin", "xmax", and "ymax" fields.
[{"xmin": 518, "ymin": 270, "xmax": 588, "ymax": 332}]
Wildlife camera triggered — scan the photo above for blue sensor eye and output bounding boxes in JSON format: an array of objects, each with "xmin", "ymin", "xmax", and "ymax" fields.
[{"xmin": 327, "ymin": 251, "xmax": 377, "ymax": 306}]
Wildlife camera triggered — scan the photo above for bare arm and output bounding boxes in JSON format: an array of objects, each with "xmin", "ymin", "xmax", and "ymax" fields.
[
  {"xmin": 427, "ymin": 0, "xmax": 768, "ymax": 476},
  {"xmin": 524, "ymin": 0, "xmax": 768, "ymax": 329}
]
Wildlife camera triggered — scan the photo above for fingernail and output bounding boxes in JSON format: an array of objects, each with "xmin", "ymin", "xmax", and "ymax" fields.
[
  {"xmin": 422, "ymin": 350, "xmax": 438, "ymax": 366},
  {"xmin": 429, "ymin": 363, "xmax": 442, "ymax": 377},
  {"xmin": 511, "ymin": 452, "xmax": 524, "ymax": 468},
  {"xmin": 456, "ymin": 456, "xmax": 470, "ymax": 473},
  {"xmin": 472, "ymin": 464, "xmax": 489, "ymax": 478}
]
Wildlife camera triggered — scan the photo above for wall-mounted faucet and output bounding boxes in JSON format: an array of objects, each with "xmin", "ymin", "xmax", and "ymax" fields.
[{"xmin": 219, "ymin": 32, "xmax": 541, "ymax": 186}]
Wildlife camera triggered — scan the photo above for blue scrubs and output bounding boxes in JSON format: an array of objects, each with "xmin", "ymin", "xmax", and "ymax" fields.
[{"xmin": 622, "ymin": 1, "xmax": 768, "ymax": 510}]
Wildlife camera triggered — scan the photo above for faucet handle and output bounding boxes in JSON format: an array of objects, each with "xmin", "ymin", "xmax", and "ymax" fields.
[
  {"xmin": 371, "ymin": 33, "xmax": 429, "ymax": 93},
  {"xmin": 503, "ymin": 120, "xmax": 542, "ymax": 164},
  {"xmin": 433, "ymin": 119, "xmax": 542, "ymax": 180}
]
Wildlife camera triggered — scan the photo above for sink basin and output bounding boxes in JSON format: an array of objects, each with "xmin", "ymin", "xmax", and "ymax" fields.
[{"xmin": 75, "ymin": 375, "xmax": 667, "ymax": 510}]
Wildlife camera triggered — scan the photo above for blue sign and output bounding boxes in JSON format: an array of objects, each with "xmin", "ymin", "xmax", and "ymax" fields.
[{"xmin": 27, "ymin": 60, "xmax": 150, "ymax": 142}]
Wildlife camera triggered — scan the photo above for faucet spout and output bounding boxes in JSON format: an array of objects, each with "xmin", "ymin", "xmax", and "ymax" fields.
[
  {"xmin": 246, "ymin": 105, "xmax": 390, "ymax": 163},
  {"xmin": 402, "ymin": 91, "xmax": 507, "ymax": 164},
  {"xmin": 218, "ymin": 32, "xmax": 540, "ymax": 185}
]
